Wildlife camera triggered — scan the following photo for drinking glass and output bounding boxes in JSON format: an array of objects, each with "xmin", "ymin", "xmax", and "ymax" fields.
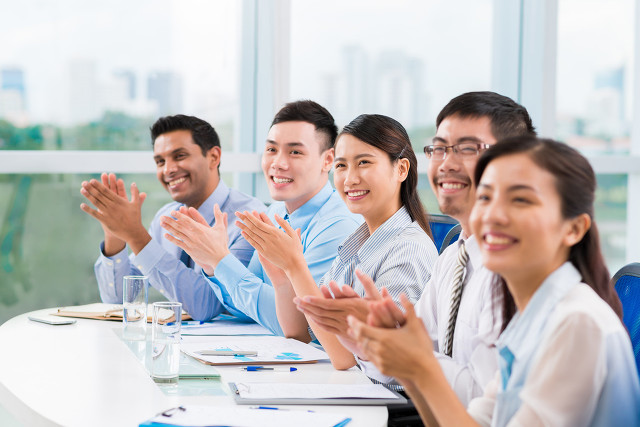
[
  {"xmin": 122, "ymin": 275, "xmax": 148, "ymax": 340},
  {"xmin": 151, "ymin": 301, "xmax": 182, "ymax": 383}
]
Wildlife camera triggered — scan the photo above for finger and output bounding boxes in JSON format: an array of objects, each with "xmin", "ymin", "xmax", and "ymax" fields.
[
  {"xmin": 238, "ymin": 211, "xmax": 274, "ymax": 235},
  {"xmin": 236, "ymin": 219, "xmax": 268, "ymax": 244},
  {"xmin": 116, "ymin": 177, "xmax": 127, "ymax": 198},
  {"xmin": 319, "ymin": 285, "xmax": 333, "ymax": 299},
  {"xmin": 381, "ymin": 287, "xmax": 390, "ymax": 299},
  {"xmin": 328, "ymin": 281, "xmax": 342, "ymax": 298},
  {"xmin": 339, "ymin": 284, "xmax": 360, "ymax": 298},
  {"xmin": 240, "ymin": 230, "xmax": 267, "ymax": 253},
  {"xmin": 257, "ymin": 211, "xmax": 275, "ymax": 226},
  {"xmin": 274, "ymin": 214, "xmax": 297, "ymax": 238},
  {"xmin": 101, "ymin": 172, "xmax": 109, "ymax": 188},
  {"xmin": 369, "ymin": 300, "xmax": 401, "ymax": 328},
  {"xmin": 213, "ymin": 204, "xmax": 227, "ymax": 228},
  {"xmin": 355, "ymin": 269, "xmax": 382, "ymax": 300},
  {"xmin": 88, "ymin": 179, "xmax": 119, "ymax": 202},
  {"xmin": 139, "ymin": 192, "xmax": 147, "ymax": 204},
  {"xmin": 400, "ymin": 294, "xmax": 418, "ymax": 320},
  {"xmin": 163, "ymin": 232, "xmax": 186, "ymax": 249},
  {"xmin": 382, "ymin": 298, "xmax": 408, "ymax": 326},
  {"xmin": 80, "ymin": 185, "xmax": 106, "ymax": 209},
  {"xmin": 130, "ymin": 183, "xmax": 140, "ymax": 204},
  {"xmin": 80, "ymin": 202, "xmax": 102, "ymax": 220}
]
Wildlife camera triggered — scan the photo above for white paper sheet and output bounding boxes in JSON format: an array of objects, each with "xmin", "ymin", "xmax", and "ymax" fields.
[
  {"xmin": 181, "ymin": 319, "xmax": 273, "ymax": 336},
  {"xmin": 235, "ymin": 383, "xmax": 398, "ymax": 400},
  {"xmin": 142, "ymin": 405, "xmax": 350, "ymax": 427},
  {"xmin": 180, "ymin": 335, "xmax": 328, "ymax": 365}
]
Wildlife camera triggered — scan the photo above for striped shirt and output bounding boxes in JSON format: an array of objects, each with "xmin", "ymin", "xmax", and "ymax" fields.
[{"xmin": 318, "ymin": 206, "xmax": 438, "ymax": 306}]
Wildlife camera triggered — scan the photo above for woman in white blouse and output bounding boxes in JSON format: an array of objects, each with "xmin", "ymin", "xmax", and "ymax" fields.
[
  {"xmin": 348, "ymin": 136, "xmax": 640, "ymax": 426},
  {"xmin": 236, "ymin": 114, "xmax": 438, "ymax": 370}
]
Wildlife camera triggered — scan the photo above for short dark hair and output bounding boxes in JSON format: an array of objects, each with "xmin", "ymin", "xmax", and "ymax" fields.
[
  {"xmin": 436, "ymin": 91, "xmax": 536, "ymax": 140},
  {"xmin": 474, "ymin": 136, "xmax": 622, "ymax": 329},
  {"xmin": 339, "ymin": 114, "xmax": 432, "ymax": 238},
  {"xmin": 271, "ymin": 100, "xmax": 338, "ymax": 152},
  {"xmin": 150, "ymin": 114, "xmax": 220, "ymax": 156}
]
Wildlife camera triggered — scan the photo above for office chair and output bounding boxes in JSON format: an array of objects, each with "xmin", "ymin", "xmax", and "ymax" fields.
[
  {"xmin": 428, "ymin": 214, "xmax": 462, "ymax": 255},
  {"xmin": 612, "ymin": 262, "xmax": 640, "ymax": 377}
]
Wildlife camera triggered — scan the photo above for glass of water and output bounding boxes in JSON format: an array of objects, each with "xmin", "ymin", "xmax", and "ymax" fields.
[
  {"xmin": 122, "ymin": 275, "xmax": 148, "ymax": 340},
  {"xmin": 151, "ymin": 301, "xmax": 182, "ymax": 384}
]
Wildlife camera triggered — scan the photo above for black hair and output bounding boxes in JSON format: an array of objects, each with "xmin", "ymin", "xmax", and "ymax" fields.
[
  {"xmin": 150, "ymin": 114, "xmax": 220, "ymax": 156},
  {"xmin": 437, "ymin": 91, "xmax": 536, "ymax": 140},
  {"xmin": 271, "ymin": 100, "xmax": 338, "ymax": 152},
  {"xmin": 473, "ymin": 136, "xmax": 623, "ymax": 329},
  {"xmin": 339, "ymin": 114, "xmax": 432, "ymax": 238}
]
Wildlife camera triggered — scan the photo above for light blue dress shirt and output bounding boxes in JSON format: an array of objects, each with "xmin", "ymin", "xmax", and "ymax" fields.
[
  {"xmin": 207, "ymin": 182, "xmax": 362, "ymax": 336},
  {"xmin": 94, "ymin": 180, "xmax": 266, "ymax": 321},
  {"xmin": 472, "ymin": 262, "xmax": 640, "ymax": 426}
]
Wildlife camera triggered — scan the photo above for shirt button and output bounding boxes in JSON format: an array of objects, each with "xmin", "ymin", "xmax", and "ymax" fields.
[
  {"xmin": 137, "ymin": 265, "xmax": 143, "ymax": 269},
  {"xmin": 109, "ymin": 282, "xmax": 114, "ymax": 288},
  {"xmin": 107, "ymin": 261, "xmax": 113, "ymax": 266},
  {"xmin": 116, "ymin": 259, "xmax": 121, "ymax": 264}
]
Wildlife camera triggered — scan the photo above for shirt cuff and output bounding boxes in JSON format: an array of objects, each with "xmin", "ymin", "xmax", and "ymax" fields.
[
  {"xmin": 130, "ymin": 238, "xmax": 164, "ymax": 275},
  {"xmin": 98, "ymin": 241, "xmax": 129, "ymax": 266},
  {"xmin": 355, "ymin": 356, "xmax": 398, "ymax": 384},
  {"xmin": 215, "ymin": 253, "xmax": 249, "ymax": 285}
]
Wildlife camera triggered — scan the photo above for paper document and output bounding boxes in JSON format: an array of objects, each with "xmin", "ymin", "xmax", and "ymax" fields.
[
  {"xmin": 235, "ymin": 382, "xmax": 398, "ymax": 400},
  {"xmin": 181, "ymin": 319, "xmax": 273, "ymax": 336},
  {"xmin": 181, "ymin": 335, "xmax": 328, "ymax": 365},
  {"xmin": 53, "ymin": 303, "xmax": 189, "ymax": 323},
  {"xmin": 140, "ymin": 405, "xmax": 350, "ymax": 427}
]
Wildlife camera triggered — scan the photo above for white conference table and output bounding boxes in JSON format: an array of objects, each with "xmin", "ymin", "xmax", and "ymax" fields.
[{"xmin": 0, "ymin": 308, "xmax": 388, "ymax": 427}]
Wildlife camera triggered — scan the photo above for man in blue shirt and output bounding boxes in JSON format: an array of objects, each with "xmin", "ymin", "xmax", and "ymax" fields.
[
  {"xmin": 80, "ymin": 115, "xmax": 266, "ymax": 320},
  {"xmin": 160, "ymin": 101, "xmax": 361, "ymax": 335}
]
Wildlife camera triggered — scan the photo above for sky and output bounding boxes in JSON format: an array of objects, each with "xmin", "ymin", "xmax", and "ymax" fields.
[{"xmin": 0, "ymin": 0, "xmax": 635, "ymax": 128}]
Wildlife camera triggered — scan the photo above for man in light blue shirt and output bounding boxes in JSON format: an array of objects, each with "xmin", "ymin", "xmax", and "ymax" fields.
[
  {"xmin": 80, "ymin": 115, "xmax": 265, "ymax": 320},
  {"xmin": 160, "ymin": 101, "xmax": 361, "ymax": 335}
]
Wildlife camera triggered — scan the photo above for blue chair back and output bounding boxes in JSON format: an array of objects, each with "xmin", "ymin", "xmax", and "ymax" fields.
[
  {"xmin": 428, "ymin": 214, "xmax": 462, "ymax": 255},
  {"xmin": 612, "ymin": 262, "xmax": 640, "ymax": 377}
]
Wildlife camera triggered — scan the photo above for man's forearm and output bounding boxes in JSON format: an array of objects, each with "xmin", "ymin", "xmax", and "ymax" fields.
[{"xmin": 103, "ymin": 232, "xmax": 126, "ymax": 257}]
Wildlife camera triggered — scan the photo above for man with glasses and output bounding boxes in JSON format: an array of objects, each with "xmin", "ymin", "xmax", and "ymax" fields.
[{"xmin": 296, "ymin": 92, "xmax": 535, "ymax": 409}]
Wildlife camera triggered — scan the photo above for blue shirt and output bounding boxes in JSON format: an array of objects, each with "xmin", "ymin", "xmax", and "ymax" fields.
[
  {"xmin": 94, "ymin": 180, "xmax": 266, "ymax": 321},
  {"xmin": 468, "ymin": 262, "xmax": 640, "ymax": 426},
  {"xmin": 207, "ymin": 182, "xmax": 362, "ymax": 336},
  {"xmin": 319, "ymin": 206, "xmax": 437, "ymax": 306}
]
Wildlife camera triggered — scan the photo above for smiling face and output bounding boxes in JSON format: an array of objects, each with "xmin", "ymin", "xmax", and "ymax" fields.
[
  {"xmin": 469, "ymin": 153, "xmax": 581, "ymax": 295},
  {"xmin": 153, "ymin": 129, "xmax": 220, "ymax": 209},
  {"xmin": 428, "ymin": 115, "xmax": 496, "ymax": 231},
  {"xmin": 261, "ymin": 121, "xmax": 333, "ymax": 213},
  {"xmin": 333, "ymin": 134, "xmax": 407, "ymax": 233}
]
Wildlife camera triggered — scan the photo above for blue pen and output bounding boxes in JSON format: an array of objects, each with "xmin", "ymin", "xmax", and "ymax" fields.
[{"xmin": 241, "ymin": 366, "xmax": 297, "ymax": 372}]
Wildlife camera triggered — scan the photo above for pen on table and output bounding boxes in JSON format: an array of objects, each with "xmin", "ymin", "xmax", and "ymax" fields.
[
  {"xmin": 241, "ymin": 366, "xmax": 297, "ymax": 372},
  {"xmin": 196, "ymin": 350, "xmax": 258, "ymax": 356},
  {"xmin": 250, "ymin": 406, "xmax": 312, "ymax": 412}
]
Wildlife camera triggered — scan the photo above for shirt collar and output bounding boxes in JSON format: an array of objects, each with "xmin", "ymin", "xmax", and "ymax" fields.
[
  {"xmin": 196, "ymin": 179, "xmax": 230, "ymax": 225},
  {"xmin": 338, "ymin": 206, "xmax": 413, "ymax": 262},
  {"xmin": 271, "ymin": 181, "xmax": 334, "ymax": 231},
  {"xmin": 497, "ymin": 262, "xmax": 581, "ymax": 362}
]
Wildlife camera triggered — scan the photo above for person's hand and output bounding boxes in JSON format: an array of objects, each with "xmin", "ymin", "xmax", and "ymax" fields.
[
  {"xmin": 294, "ymin": 270, "xmax": 389, "ymax": 335},
  {"xmin": 347, "ymin": 294, "xmax": 434, "ymax": 381},
  {"xmin": 160, "ymin": 204, "xmax": 230, "ymax": 273},
  {"xmin": 80, "ymin": 176, "xmax": 150, "ymax": 253},
  {"xmin": 235, "ymin": 211, "xmax": 304, "ymax": 272}
]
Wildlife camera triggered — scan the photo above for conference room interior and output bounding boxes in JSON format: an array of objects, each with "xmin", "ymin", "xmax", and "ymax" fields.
[{"xmin": 1, "ymin": 0, "xmax": 640, "ymax": 424}]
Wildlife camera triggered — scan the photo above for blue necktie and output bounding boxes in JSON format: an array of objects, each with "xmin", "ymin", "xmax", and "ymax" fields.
[{"xmin": 179, "ymin": 249, "xmax": 192, "ymax": 268}]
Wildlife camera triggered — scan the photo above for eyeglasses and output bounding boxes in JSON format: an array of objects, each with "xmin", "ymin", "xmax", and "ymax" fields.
[{"xmin": 423, "ymin": 142, "xmax": 490, "ymax": 160}]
